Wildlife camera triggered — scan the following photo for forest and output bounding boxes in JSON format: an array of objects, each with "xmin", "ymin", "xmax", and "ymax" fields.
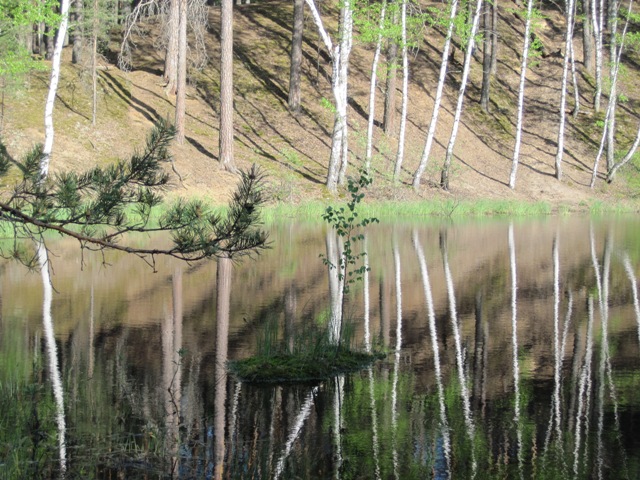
[{"xmin": 2, "ymin": 0, "xmax": 640, "ymax": 212}]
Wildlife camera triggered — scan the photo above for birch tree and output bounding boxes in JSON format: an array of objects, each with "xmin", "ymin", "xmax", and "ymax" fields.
[
  {"xmin": 304, "ymin": 0, "xmax": 354, "ymax": 193},
  {"xmin": 360, "ymin": 0, "xmax": 387, "ymax": 172},
  {"xmin": 41, "ymin": 0, "xmax": 71, "ymax": 178},
  {"xmin": 440, "ymin": 0, "xmax": 483, "ymax": 190},
  {"xmin": 592, "ymin": 0, "xmax": 604, "ymax": 112},
  {"xmin": 554, "ymin": 0, "xmax": 576, "ymax": 181},
  {"xmin": 510, "ymin": 0, "xmax": 536, "ymax": 189},
  {"xmin": 412, "ymin": 0, "xmax": 459, "ymax": 189}
]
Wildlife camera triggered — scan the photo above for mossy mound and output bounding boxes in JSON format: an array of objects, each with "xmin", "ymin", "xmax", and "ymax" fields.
[{"xmin": 229, "ymin": 350, "xmax": 386, "ymax": 383}]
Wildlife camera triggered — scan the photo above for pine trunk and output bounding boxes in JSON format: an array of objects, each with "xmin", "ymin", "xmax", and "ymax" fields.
[
  {"xmin": 393, "ymin": 0, "xmax": 408, "ymax": 182},
  {"xmin": 288, "ymin": 0, "xmax": 305, "ymax": 113},
  {"xmin": 175, "ymin": 0, "xmax": 188, "ymax": 143},
  {"xmin": 480, "ymin": 0, "xmax": 492, "ymax": 113},
  {"xmin": 583, "ymin": 0, "xmax": 594, "ymax": 72},
  {"xmin": 219, "ymin": 0, "xmax": 237, "ymax": 171},
  {"xmin": 164, "ymin": 0, "xmax": 179, "ymax": 95},
  {"xmin": 72, "ymin": 0, "xmax": 83, "ymax": 64},
  {"xmin": 91, "ymin": 0, "xmax": 98, "ymax": 125}
]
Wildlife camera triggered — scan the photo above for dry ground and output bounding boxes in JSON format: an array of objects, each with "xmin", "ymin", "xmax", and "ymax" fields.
[{"xmin": 2, "ymin": 0, "xmax": 639, "ymax": 210}]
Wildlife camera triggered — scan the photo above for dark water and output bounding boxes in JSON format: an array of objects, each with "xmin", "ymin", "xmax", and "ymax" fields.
[{"xmin": 2, "ymin": 216, "xmax": 640, "ymax": 479}]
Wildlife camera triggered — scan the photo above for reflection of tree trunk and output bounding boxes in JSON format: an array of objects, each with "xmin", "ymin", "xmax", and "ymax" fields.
[
  {"xmin": 472, "ymin": 290, "xmax": 485, "ymax": 411},
  {"xmin": 38, "ymin": 242, "xmax": 67, "ymax": 474},
  {"xmin": 508, "ymin": 223, "xmax": 523, "ymax": 472},
  {"xmin": 363, "ymin": 235, "xmax": 371, "ymax": 352},
  {"xmin": 163, "ymin": 267, "xmax": 183, "ymax": 473},
  {"xmin": 379, "ymin": 278, "xmax": 391, "ymax": 348},
  {"xmin": 413, "ymin": 229, "xmax": 450, "ymax": 474},
  {"xmin": 88, "ymin": 284, "xmax": 95, "ymax": 378},
  {"xmin": 284, "ymin": 285, "xmax": 296, "ymax": 353},
  {"xmin": 622, "ymin": 253, "xmax": 640, "ymax": 346},
  {"xmin": 440, "ymin": 229, "xmax": 476, "ymax": 473},
  {"xmin": 214, "ymin": 257, "xmax": 232, "ymax": 479},
  {"xmin": 273, "ymin": 387, "xmax": 317, "ymax": 479},
  {"xmin": 326, "ymin": 229, "xmax": 344, "ymax": 344},
  {"xmin": 333, "ymin": 376, "xmax": 344, "ymax": 479},
  {"xmin": 391, "ymin": 236, "xmax": 402, "ymax": 480}
]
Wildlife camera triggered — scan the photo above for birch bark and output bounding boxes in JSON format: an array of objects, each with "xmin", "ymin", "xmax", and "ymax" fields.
[
  {"xmin": 440, "ymin": 0, "xmax": 483, "ymax": 191},
  {"xmin": 365, "ymin": 1, "xmax": 387, "ymax": 173},
  {"xmin": 412, "ymin": 0, "xmax": 459, "ymax": 189},
  {"xmin": 41, "ymin": 0, "xmax": 71, "ymax": 178},
  {"xmin": 510, "ymin": 0, "xmax": 535, "ymax": 189}
]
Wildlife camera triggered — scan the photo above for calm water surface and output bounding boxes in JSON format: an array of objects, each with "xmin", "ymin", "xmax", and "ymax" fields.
[{"xmin": 2, "ymin": 216, "xmax": 640, "ymax": 479}]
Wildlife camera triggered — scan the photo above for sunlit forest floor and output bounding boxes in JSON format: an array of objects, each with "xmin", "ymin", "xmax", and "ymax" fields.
[{"xmin": 2, "ymin": 0, "xmax": 640, "ymax": 211}]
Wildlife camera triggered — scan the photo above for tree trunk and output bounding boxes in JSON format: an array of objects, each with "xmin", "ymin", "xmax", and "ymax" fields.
[
  {"xmin": 440, "ymin": 0, "xmax": 483, "ymax": 190},
  {"xmin": 592, "ymin": 0, "xmax": 604, "ymax": 112},
  {"xmin": 164, "ymin": 0, "xmax": 179, "ymax": 95},
  {"xmin": 304, "ymin": 0, "xmax": 352, "ymax": 193},
  {"xmin": 393, "ymin": 0, "xmax": 408, "ymax": 181},
  {"xmin": 582, "ymin": 0, "xmax": 594, "ymax": 72},
  {"xmin": 383, "ymin": 5, "xmax": 398, "ymax": 135},
  {"xmin": 288, "ymin": 0, "xmax": 305, "ymax": 113},
  {"xmin": 72, "ymin": 0, "xmax": 83, "ymax": 64},
  {"xmin": 490, "ymin": 0, "xmax": 498, "ymax": 74},
  {"xmin": 606, "ymin": 0, "xmax": 619, "ymax": 171},
  {"xmin": 364, "ymin": 1, "xmax": 387, "ymax": 172},
  {"xmin": 175, "ymin": 0, "xmax": 188, "ymax": 143},
  {"xmin": 510, "ymin": 0, "xmax": 535, "ymax": 189},
  {"xmin": 337, "ymin": 0, "xmax": 353, "ymax": 186},
  {"xmin": 42, "ymin": 0, "xmax": 71, "ymax": 177},
  {"xmin": 91, "ymin": 0, "xmax": 98, "ymax": 125},
  {"xmin": 554, "ymin": 0, "xmax": 576, "ymax": 181},
  {"xmin": 219, "ymin": 0, "xmax": 237, "ymax": 171},
  {"xmin": 480, "ymin": 0, "xmax": 492, "ymax": 113},
  {"xmin": 412, "ymin": 0, "xmax": 459, "ymax": 189}
]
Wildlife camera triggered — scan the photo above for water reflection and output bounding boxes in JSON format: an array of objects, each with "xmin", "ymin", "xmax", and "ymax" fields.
[{"xmin": 2, "ymin": 217, "xmax": 640, "ymax": 478}]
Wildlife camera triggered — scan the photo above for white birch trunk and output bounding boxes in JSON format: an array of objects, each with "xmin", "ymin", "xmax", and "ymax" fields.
[
  {"xmin": 440, "ymin": 0, "xmax": 483, "ymax": 190},
  {"xmin": 592, "ymin": 0, "xmax": 604, "ymax": 112},
  {"xmin": 305, "ymin": 0, "xmax": 352, "ymax": 193},
  {"xmin": 337, "ymin": 1, "xmax": 353, "ymax": 186},
  {"xmin": 554, "ymin": 0, "xmax": 576, "ymax": 181},
  {"xmin": 412, "ymin": 0, "xmax": 459, "ymax": 189},
  {"xmin": 42, "ymin": 0, "xmax": 72, "ymax": 178},
  {"xmin": 608, "ymin": 123, "xmax": 640, "ymax": 182},
  {"xmin": 570, "ymin": 37, "xmax": 580, "ymax": 117},
  {"xmin": 393, "ymin": 0, "xmax": 408, "ymax": 182},
  {"xmin": 510, "ymin": 0, "xmax": 535, "ymax": 189},
  {"xmin": 606, "ymin": 0, "xmax": 619, "ymax": 171},
  {"xmin": 365, "ymin": 2, "xmax": 387, "ymax": 173}
]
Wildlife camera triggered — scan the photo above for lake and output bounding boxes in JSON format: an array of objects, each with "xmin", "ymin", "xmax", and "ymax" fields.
[{"xmin": 1, "ymin": 215, "xmax": 640, "ymax": 479}]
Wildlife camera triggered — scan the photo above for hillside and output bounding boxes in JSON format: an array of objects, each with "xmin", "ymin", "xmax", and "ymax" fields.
[{"xmin": 2, "ymin": 0, "xmax": 640, "ymax": 210}]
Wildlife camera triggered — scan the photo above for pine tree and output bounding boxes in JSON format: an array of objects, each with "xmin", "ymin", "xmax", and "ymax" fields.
[{"xmin": 0, "ymin": 120, "xmax": 269, "ymax": 267}]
